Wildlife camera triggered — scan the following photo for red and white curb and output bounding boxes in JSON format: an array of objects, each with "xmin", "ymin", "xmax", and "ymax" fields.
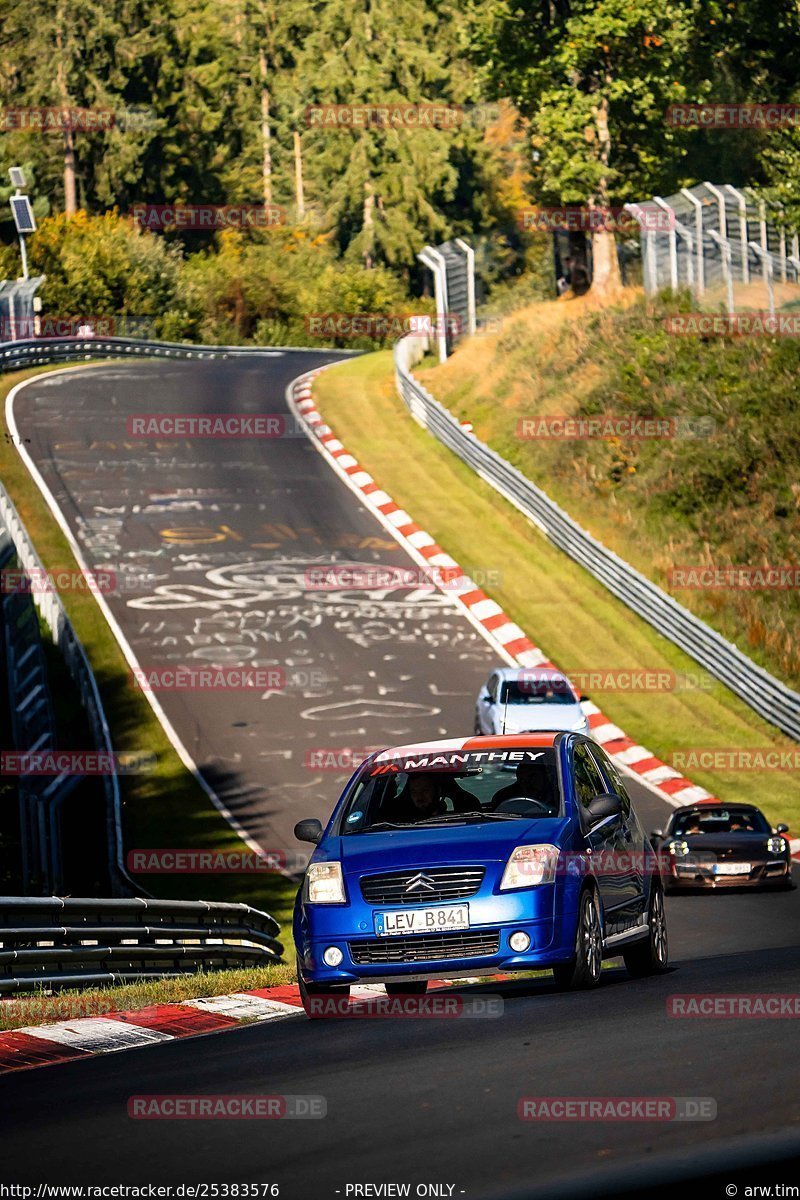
[
  {"xmin": 0, "ymin": 987, "xmax": 307, "ymax": 1074},
  {"xmin": 0, "ymin": 978, "xmax": 491, "ymax": 1074},
  {"xmin": 287, "ymin": 368, "xmax": 800, "ymax": 858}
]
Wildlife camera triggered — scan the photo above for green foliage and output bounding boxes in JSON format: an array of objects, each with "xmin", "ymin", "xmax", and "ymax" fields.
[{"xmin": 25, "ymin": 211, "xmax": 182, "ymax": 325}]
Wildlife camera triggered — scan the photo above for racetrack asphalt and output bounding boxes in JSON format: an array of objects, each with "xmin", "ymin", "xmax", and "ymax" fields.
[{"xmin": 6, "ymin": 355, "xmax": 799, "ymax": 1194}]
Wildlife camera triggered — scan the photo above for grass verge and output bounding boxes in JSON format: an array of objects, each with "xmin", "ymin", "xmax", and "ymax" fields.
[
  {"xmin": 1, "ymin": 364, "xmax": 297, "ymax": 931},
  {"xmin": 0, "ymin": 962, "xmax": 295, "ymax": 1032},
  {"xmin": 313, "ymin": 351, "xmax": 800, "ymax": 829}
]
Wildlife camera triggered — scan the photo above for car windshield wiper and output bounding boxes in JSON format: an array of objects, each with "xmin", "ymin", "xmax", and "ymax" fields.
[
  {"xmin": 413, "ymin": 811, "xmax": 524, "ymax": 825},
  {"xmin": 354, "ymin": 821, "xmax": 411, "ymax": 832}
]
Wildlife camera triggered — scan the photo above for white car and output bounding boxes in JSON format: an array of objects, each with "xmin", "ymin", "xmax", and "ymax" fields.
[{"xmin": 474, "ymin": 666, "xmax": 591, "ymax": 737}]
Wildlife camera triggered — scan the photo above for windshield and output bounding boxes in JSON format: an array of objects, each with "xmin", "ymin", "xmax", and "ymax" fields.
[
  {"xmin": 672, "ymin": 807, "xmax": 770, "ymax": 836},
  {"xmin": 339, "ymin": 748, "xmax": 561, "ymax": 834},
  {"xmin": 500, "ymin": 679, "xmax": 576, "ymax": 706}
]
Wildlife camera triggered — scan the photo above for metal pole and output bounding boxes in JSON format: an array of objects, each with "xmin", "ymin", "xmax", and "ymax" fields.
[
  {"xmin": 454, "ymin": 238, "xmax": 476, "ymax": 335},
  {"xmin": 680, "ymin": 188, "xmax": 705, "ymax": 296},
  {"xmin": 417, "ymin": 248, "xmax": 449, "ymax": 364},
  {"xmin": 748, "ymin": 242, "xmax": 775, "ymax": 319},
  {"xmin": 653, "ymin": 198, "xmax": 678, "ymax": 289},
  {"xmin": 18, "ymin": 234, "xmax": 29, "ymax": 281},
  {"xmin": 708, "ymin": 230, "xmax": 734, "ymax": 313},
  {"xmin": 724, "ymin": 185, "xmax": 749, "ymax": 285},
  {"xmin": 674, "ymin": 221, "xmax": 694, "ymax": 292}
]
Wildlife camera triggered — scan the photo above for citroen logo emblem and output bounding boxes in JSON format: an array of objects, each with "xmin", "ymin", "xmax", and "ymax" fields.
[{"xmin": 405, "ymin": 872, "xmax": 436, "ymax": 893}]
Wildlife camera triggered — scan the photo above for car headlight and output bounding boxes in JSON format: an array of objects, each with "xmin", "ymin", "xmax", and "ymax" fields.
[
  {"xmin": 767, "ymin": 836, "xmax": 787, "ymax": 855},
  {"xmin": 669, "ymin": 840, "xmax": 690, "ymax": 856},
  {"xmin": 305, "ymin": 861, "xmax": 346, "ymax": 904},
  {"xmin": 572, "ymin": 718, "xmax": 588, "ymax": 731},
  {"xmin": 500, "ymin": 844, "xmax": 559, "ymax": 890}
]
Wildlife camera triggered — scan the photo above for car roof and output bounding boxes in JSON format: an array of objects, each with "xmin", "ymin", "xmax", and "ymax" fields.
[
  {"xmin": 373, "ymin": 733, "xmax": 561, "ymax": 761},
  {"xmin": 673, "ymin": 802, "xmax": 763, "ymax": 817}
]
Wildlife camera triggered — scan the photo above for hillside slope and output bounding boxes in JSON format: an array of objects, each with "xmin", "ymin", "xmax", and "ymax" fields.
[{"xmin": 417, "ymin": 293, "xmax": 800, "ymax": 691}]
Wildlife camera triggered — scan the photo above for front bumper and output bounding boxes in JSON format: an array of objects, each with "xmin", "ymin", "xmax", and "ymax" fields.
[
  {"xmin": 666, "ymin": 859, "xmax": 791, "ymax": 889},
  {"xmin": 296, "ymin": 888, "xmax": 579, "ymax": 985}
]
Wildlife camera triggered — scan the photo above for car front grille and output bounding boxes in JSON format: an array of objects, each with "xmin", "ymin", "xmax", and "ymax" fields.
[
  {"xmin": 349, "ymin": 930, "xmax": 501, "ymax": 965},
  {"xmin": 360, "ymin": 866, "xmax": 485, "ymax": 905}
]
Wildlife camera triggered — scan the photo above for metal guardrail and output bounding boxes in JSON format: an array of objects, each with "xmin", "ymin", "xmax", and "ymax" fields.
[
  {"xmin": 394, "ymin": 335, "xmax": 800, "ymax": 741},
  {"xmin": 0, "ymin": 896, "xmax": 283, "ymax": 992},
  {"xmin": 0, "ymin": 483, "xmax": 137, "ymax": 896},
  {"xmin": 0, "ymin": 335, "xmax": 361, "ymax": 372},
  {"xmin": 3, "ymin": 579, "xmax": 62, "ymax": 891}
]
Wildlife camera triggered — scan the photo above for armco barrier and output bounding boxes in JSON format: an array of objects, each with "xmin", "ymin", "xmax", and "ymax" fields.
[
  {"xmin": 0, "ymin": 896, "xmax": 283, "ymax": 992},
  {"xmin": 0, "ymin": 482, "xmax": 134, "ymax": 895},
  {"xmin": 0, "ymin": 335, "xmax": 360, "ymax": 374},
  {"xmin": 394, "ymin": 334, "xmax": 800, "ymax": 741}
]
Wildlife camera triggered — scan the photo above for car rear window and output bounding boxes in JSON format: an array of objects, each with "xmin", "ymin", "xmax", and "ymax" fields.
[
  {"xmin": 500, "ymin": 679, "xmax": 576, "ymax": 705},
  {"xmin": 338, "ymin": 748, "xmax": 561, "ymax": 833}
]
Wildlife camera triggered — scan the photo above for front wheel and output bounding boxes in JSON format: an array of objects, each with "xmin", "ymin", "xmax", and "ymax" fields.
[
  {"xmin": 623, "ymin": 883, "xmax": 669, "ymax": 978},
  {"xmin": 552, "ymin": 887, "xmax": 603, "ymax": 990},
  {"xmin": 297, "ymin": 956, "xmax": 351, "ymax": 1018}
]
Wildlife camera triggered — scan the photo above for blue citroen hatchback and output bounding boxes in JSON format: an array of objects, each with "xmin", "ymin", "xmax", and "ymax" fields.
[{"xmin": 293, "ymin": 733, "xmax": 668, "ymax": 1014}]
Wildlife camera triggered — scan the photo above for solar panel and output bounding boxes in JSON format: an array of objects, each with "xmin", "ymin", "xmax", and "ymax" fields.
[
  {"xmin": 8, "ymin": 167, "xmax": 26, "ymax": 189},
  {"xmin": 10, "ymin": 195, "xmax": 36, "ymax": 234}
]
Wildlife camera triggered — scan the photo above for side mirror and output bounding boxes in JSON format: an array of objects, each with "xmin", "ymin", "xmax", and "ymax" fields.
[
  {"xmin": 650, "ymin": 828, "xmax": 664, "ymax": 841},
  {"xmin": 294, "ymin": 818, "xmax": 323, "ymax": 845},
  {"xmin": 579, "ymin": 695, "xmax": 590, "ymax": 703},
  {"xmin": 776, "ymin": 823, "xmax": 789, "ymax": 835},
  {"xmin": 587, "ymin": 792, "xmax": 623, "ymax": 825}
]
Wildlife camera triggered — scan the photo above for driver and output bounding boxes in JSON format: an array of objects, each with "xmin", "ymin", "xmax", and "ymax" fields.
[
  {"xmin": 387, "ymin": 772, "xmax": 447, "ymax": 823},
  {"xmin": 386, "ymin": 771, "xmax": 474, "ymax": 823},
  {"xmin": 491, "ymin": 761, "xmax": 556, "ymax": 811}
]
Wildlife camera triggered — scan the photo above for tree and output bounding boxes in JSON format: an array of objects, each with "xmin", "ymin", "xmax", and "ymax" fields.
[
  {"xmin": 467, "ymin": 0, "xmax": 700, "ymax": 295},
  {"xmin": 294, "ymin": 0, "xmax": 477, "ymax": 267}
]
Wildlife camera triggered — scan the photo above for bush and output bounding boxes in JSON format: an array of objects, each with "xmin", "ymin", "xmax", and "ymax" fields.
[{"xmin": 25, "ymin": 211, "xmax": 182, "ymax": 332}]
